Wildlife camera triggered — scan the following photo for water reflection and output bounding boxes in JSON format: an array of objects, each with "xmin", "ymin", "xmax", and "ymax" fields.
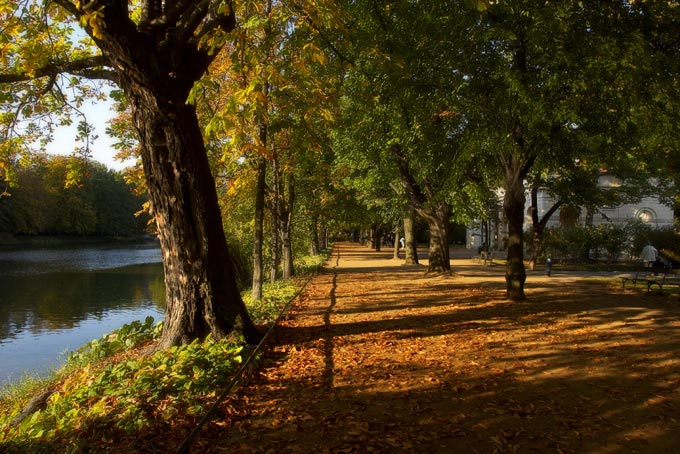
[
  {"xmin": 0, "ymin": 243, "xmax": 162, "ymax": 275},
  {"xmin": 0, "ymin": 244, "xmax": 165, "ymax": 385}
]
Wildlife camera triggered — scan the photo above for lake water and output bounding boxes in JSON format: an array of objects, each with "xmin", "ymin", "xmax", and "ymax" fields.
[{"xmin": 0, "ymin": 241, "xmax": 165, "ymax": 387}]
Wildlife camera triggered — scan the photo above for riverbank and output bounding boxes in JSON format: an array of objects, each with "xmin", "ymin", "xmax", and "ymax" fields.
[
  {"xmin": 0, "ymin": 250, "xmax": 330, "ymax": 453},
  {"xmin": 0, "ymin": 234, "xmax": 159, "ymax": 249},
  {"xmin": 0, "ymin": 240, "xmax": 164, "ymax": 384}
]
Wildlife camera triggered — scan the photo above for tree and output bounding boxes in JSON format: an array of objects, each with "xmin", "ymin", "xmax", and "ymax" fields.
[
  {"xmin": 335, "ymin": 0, "xmax": 485, "ymax": 273},
  {"xmin": 0, "ymin": 0, "xmax": 261, "ymax": 347},
  {"xmin": 402, "ymin": 208, "xmax": 419, "ymax": 265},
  {"xmin": 462, "ymin": 1, "xmax": 679, "ymax": 300},
  {"xmin": 525, "ymin": 164, "xmax": 665, "ymax": 270},
  {"xmin": 196, "ymin": 0, "xmax": 341, "ymax": 290},
  {"xmin": 0, "ymin": 155, "xmax": 148, "ymax": 237}
]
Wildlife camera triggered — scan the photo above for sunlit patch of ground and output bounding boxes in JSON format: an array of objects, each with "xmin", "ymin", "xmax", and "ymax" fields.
[{"xmin": 194, "ymin": 242, "xmax": 680, "ymax": 454}]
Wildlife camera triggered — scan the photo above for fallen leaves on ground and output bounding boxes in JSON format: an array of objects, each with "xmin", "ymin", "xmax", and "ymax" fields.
[{"xmin": 192, "ymin": 242, "xmax": 680, "ymax": 454}]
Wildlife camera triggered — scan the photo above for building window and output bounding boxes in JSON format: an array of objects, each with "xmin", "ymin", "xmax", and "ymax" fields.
[{"xmin": 637, "ymin": 208, "xmax": 656, "ymax": 224}]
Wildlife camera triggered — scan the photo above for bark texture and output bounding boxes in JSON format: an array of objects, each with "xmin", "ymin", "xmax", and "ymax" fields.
[
  {"xmin": 403, "ymin": 211, "xmax": 419, "ymax": 265},
  {"xmin": 82, "ymin": 0, "xmax": 261, "ymax": 347},
  {"xmin": 278, "ymin": 172, "xmax": 295, "ymax": 279},
  {"xmin": 422, "ymin": 206, "xmax": 451, "ymax": 273},
  {"xmin": 502, "ymin": 155, "xmax": 532, "ymax": 301},
  {"xmin": 252, "ymin": 155, "xmax": 266, "ymax": 301}
]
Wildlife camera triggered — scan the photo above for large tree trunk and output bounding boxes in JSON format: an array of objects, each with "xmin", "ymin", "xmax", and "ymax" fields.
[
  {"xmin": 309, "ymin": 215, "xmax": 320, "ymax": 256},
  {"xmin": 270, "ymin": 211, "xmax": 280, "ymax": 282},
  {"xmin": 320, "ymin": 224, "xmax": 328, "ymax": 250},
  {"xmin": 421, "ymin": 205, "xmax": 451, "ymax": 273},
  {"xmin": 503, "ymin": 160, "xmax": 528, "ymax": 301},
  {"xmin": 82, "ymin": 0, "xmax": 261, "ymax": 348},
  {"xmin": 269, "ymin": 159, "xmax": 280, "ymax": 282},
  {"xmin": 130, "ymin": 99, "xmax": 261, "ymax": 348},
  {"xmin": 280, "ymin": 221, "xmax": 293, "ymax": 278},
  {"xmin": 252, "ymin": 76, "xmax": 269, "ymax": 300},
  {"xmin": 403, "ymin": 209, "xmax": 419, "ymax": 265},
  {"xmin": 279, "ymin": 173, "xmax": 295, "ymax": 279},
  {"xmin": 372, "ymin": 224, "xmax": 382, "ymax": 252}
]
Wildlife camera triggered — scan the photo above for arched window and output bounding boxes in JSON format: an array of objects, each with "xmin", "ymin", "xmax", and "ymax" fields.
[{"xmin": 636, "ymin": 208, "xmax": 656, "ymax": 224}]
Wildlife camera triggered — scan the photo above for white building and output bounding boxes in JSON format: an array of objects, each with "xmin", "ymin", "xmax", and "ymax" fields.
[{"xmin": 467, "ymin": 175, "xmax": 674, "ymax": 251}]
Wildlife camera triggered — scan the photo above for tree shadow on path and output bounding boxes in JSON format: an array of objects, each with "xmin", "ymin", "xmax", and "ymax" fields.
[{"xmin": 197, "ymin": 242, "xmax": 680, "ymax": 454}]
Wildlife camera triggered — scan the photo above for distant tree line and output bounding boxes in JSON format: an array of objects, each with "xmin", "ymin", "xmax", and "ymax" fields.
[{"xmin": 0, "ymin": 155, "xmax": 149, "ymax": 238}]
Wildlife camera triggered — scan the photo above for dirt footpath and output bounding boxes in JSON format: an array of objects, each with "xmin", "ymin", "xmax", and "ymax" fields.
[{"xmin": 199, "ymin": 242, "xmax": 680, "ymax": 453}]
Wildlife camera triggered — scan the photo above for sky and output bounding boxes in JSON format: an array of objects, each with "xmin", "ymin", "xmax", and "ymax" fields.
[
  {"xmin": 45, "ymin": 98, "xmax": 135, "ymax": 172},
  {"xmin": 37, "ymin": 26, "xmax": 135, "ymax": 172}
]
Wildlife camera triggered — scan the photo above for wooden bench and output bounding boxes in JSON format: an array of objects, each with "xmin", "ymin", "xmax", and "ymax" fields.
[
  {"xmin": 620, "ymin": 270, "xmax": 649, "ymax": 290},
  {"xmin": 472, "ymin": 251, "xmax": 493, "ymax": 265},
  {"xmin": 645, "ymin": 272, "xmax": 680, "ymax": 297}
]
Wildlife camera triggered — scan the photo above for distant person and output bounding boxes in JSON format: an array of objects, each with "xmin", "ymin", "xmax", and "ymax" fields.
[
  {"xmin": 399, "ymin": 237, "xmax": 405, "ymax": 249},
  {"xmin": 641, "ymin": 243, "xmax": 658, "ymax": 269}
]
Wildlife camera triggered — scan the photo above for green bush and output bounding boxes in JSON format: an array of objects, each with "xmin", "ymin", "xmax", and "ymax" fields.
[
  {"xmin": 539, "ymin": 221, "xmax": 680, "ymax": 264},
  {"xmin": 0, "ymin": 318, "xmax": 247, "ymax": 450}
]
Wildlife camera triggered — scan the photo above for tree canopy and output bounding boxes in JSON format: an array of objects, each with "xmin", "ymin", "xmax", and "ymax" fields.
[
  {"xmin": 0, "ymin": 155, "xmax": 148, "ymax": 236},
  {"xmin": 1, "ymin": 0, "xmax": 678, "ymax": 338}
]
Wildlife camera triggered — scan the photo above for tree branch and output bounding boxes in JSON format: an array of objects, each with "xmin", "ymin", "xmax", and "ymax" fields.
[
  {"xmin": 390, "ymin": 143, "xmax": 427, "ymax": 207},
  {"xmin": 155, "ymin": 0, "xmax": 199, "ymax": 28},
  {"xmin": 74, "ymin": 69, "xmax": 119, "ymax": 83},
  {"xmin": 139, "ymin": 0, "xmax": 163, "ymax": 26},
  {"xmin": 0, "ymin": 56, "xmax": 115, "ymax": 84},
  {"xmin": 174, "ymin": 0, "xmax": 213, "ymax": 43},
  {"xmin": 195, "ymin": 1, "xmax": 237, "ymax": 43},
  {"xmin": 50, "ymin": 0, "xmax": 79, "ymax": 17}
]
